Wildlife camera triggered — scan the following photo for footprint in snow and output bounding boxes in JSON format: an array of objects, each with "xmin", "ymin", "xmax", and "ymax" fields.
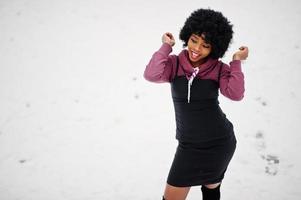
[
  {"xmin": 262, "ymin": 154, "xmax": 280, "ymax": 176},
  {"xmin": 255, "ymin": 97, "xmax": 267, "ymax": 107},
  {"xmin": 255, "ymin": 130, "xmax": 279, "ymax": 176}
]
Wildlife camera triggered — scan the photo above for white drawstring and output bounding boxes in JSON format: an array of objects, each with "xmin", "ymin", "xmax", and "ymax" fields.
[{"xmin": 187, "ymin": 67, "xmax": 199, "ymax": 103}]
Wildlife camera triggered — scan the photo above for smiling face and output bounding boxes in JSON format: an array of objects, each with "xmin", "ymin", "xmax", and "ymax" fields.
[{"xmin": 187, "ymin": 33, "xmax": 212, "ymax": 67}]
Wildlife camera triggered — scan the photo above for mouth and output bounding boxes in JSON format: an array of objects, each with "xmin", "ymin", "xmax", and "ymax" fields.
[{"xmin": 190, "ymin": 50, "xmax": 201, "ymax": 59}]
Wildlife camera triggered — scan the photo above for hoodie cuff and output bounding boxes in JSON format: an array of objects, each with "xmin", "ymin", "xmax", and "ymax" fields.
[
  {"xmin": 229, "ymin": 60, "xmax": 242, "ymax": 71},
  {"xmin": 158, "ymin": 43, "xmax": 173, "ymax": 57}
]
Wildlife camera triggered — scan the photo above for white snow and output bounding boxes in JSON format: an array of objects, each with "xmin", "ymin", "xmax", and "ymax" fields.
[{"xmin": 1, "ymin": 0, "xmax": 301, "ymax": 199}]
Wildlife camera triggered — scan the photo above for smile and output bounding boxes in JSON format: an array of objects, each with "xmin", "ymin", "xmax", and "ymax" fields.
[{"xmin": 191, "ymin": 51, "xmax": 200, "ymax": 59}]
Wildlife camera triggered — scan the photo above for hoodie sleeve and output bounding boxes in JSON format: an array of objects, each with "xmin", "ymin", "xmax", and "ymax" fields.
[
  {"xmin": 143, "ymin": 43, "xmax": 174, "ymax": 83},
  {"xmin": 219, "ymin": 60, "xmax": 245, "ymax": 101}
]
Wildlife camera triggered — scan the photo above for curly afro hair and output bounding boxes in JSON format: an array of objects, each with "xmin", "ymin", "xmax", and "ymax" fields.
[{"xmin": 179, "ymin": 8, "xmax": 233, "ymax": 59}]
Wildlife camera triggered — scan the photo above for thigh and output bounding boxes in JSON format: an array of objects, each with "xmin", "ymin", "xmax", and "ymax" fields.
[{"xmin": 164, "ymin": 183, "xmax": 191, "ymax": 200}]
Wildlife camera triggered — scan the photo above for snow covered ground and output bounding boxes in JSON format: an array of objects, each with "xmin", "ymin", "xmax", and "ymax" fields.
[{"xmin": 1, "ymin": 0, "xmax": 301, "ymax": 199}]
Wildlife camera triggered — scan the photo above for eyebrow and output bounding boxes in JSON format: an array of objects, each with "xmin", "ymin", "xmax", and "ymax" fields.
[
  {"xmin": 191, "ymin": 34, "xmax": 200, "ymax": 39},
  {"xmin": 192, "ymin": 34, "xmax": 206, "ymax": 40}
]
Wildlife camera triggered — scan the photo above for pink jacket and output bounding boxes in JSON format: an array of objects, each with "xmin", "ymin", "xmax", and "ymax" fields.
[{"xmin": 144, "ymin": 43, "xmax": 245, "ymax": 101}]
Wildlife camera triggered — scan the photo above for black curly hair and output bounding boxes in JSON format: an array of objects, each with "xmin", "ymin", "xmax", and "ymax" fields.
[{"xmin": 179, "ymin": 8, "xmax": 233, "ymax": 59}]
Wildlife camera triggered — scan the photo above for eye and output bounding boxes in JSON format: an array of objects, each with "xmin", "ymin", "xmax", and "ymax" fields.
[
  {"xmin": 203, "ymin": 45, "xmax": 210, "ymax": 48},
  {"xmin": 191, "ymin": 38, "xmax": 197, "ymax": 43}
]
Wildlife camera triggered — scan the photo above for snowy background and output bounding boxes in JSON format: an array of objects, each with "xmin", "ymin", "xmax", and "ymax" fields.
[{"xmin": 1, "ymin": 0, "xmax": 301, "ymax": 199}]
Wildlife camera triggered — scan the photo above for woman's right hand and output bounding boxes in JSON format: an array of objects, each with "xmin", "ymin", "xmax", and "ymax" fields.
[{"xmin": 162, "ymin": 32, "xmax": 175, "ymax": 47}]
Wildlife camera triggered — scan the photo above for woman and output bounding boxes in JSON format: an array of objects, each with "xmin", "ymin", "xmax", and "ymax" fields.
[{"xmin": 144, "ymin": 8, "xmax": 249, "ymax": 200}]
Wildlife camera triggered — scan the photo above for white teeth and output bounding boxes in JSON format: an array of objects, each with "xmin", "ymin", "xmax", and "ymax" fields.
[{"xmin": 192, "ymin": 52, "xmax": 199, "ymax": 58}]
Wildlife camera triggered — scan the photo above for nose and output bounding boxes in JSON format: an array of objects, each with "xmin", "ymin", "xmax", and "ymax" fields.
[{"xmin": 194, "ymin": 44, "xmax": 201, "ymax": 52}]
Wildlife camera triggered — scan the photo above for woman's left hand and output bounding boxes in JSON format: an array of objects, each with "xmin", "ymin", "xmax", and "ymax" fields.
[{"xmin": 233, "ymin": 46, "xmax": 249, "ymax": 61}]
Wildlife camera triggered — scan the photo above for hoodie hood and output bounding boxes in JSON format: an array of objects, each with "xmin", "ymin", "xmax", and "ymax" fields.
[{"xmin": 178, "ymin": 49, "xmax": 220, "ymax": 77}]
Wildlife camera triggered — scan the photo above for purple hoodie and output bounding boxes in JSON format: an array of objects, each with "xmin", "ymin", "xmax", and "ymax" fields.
[{"xmin": 144, "ymin": 43, "xmax": 245, "ymax": 101}]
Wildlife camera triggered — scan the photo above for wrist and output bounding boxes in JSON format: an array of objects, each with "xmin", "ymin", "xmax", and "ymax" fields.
[
  {"xmin": 163, "ymin": 42, "xmax": 173, "ymax": 47},
  {"xmin": 232, "ymin": 55, "xmax": 241, "ymax": 61}
]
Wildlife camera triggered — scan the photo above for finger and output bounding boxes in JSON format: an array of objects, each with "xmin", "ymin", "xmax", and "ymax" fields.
[
  {"xmin": 168, "ymin": 35, "xmax": 174, "ymax": 40},
  {"xmin": 239, "ymin": 46, "xmax": 248, "ymax": 51},
  {"xmin": 166, "ymin": 32, "xmax": 174, "ymax": 39}
]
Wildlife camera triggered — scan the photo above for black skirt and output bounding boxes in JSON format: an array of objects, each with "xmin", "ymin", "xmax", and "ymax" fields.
[{"xmin": 167, "ymin": 134, "xmax": 237, "ymax": 187}]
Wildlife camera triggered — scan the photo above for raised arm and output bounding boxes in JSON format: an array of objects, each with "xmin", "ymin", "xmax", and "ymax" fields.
[
  {"xmin": 219, "ymin": 46, "xmax": 249, "ymax": 101},
  {"xmin": 143, "ymin": 32, "xmax": 176, "ymax": 83}
]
